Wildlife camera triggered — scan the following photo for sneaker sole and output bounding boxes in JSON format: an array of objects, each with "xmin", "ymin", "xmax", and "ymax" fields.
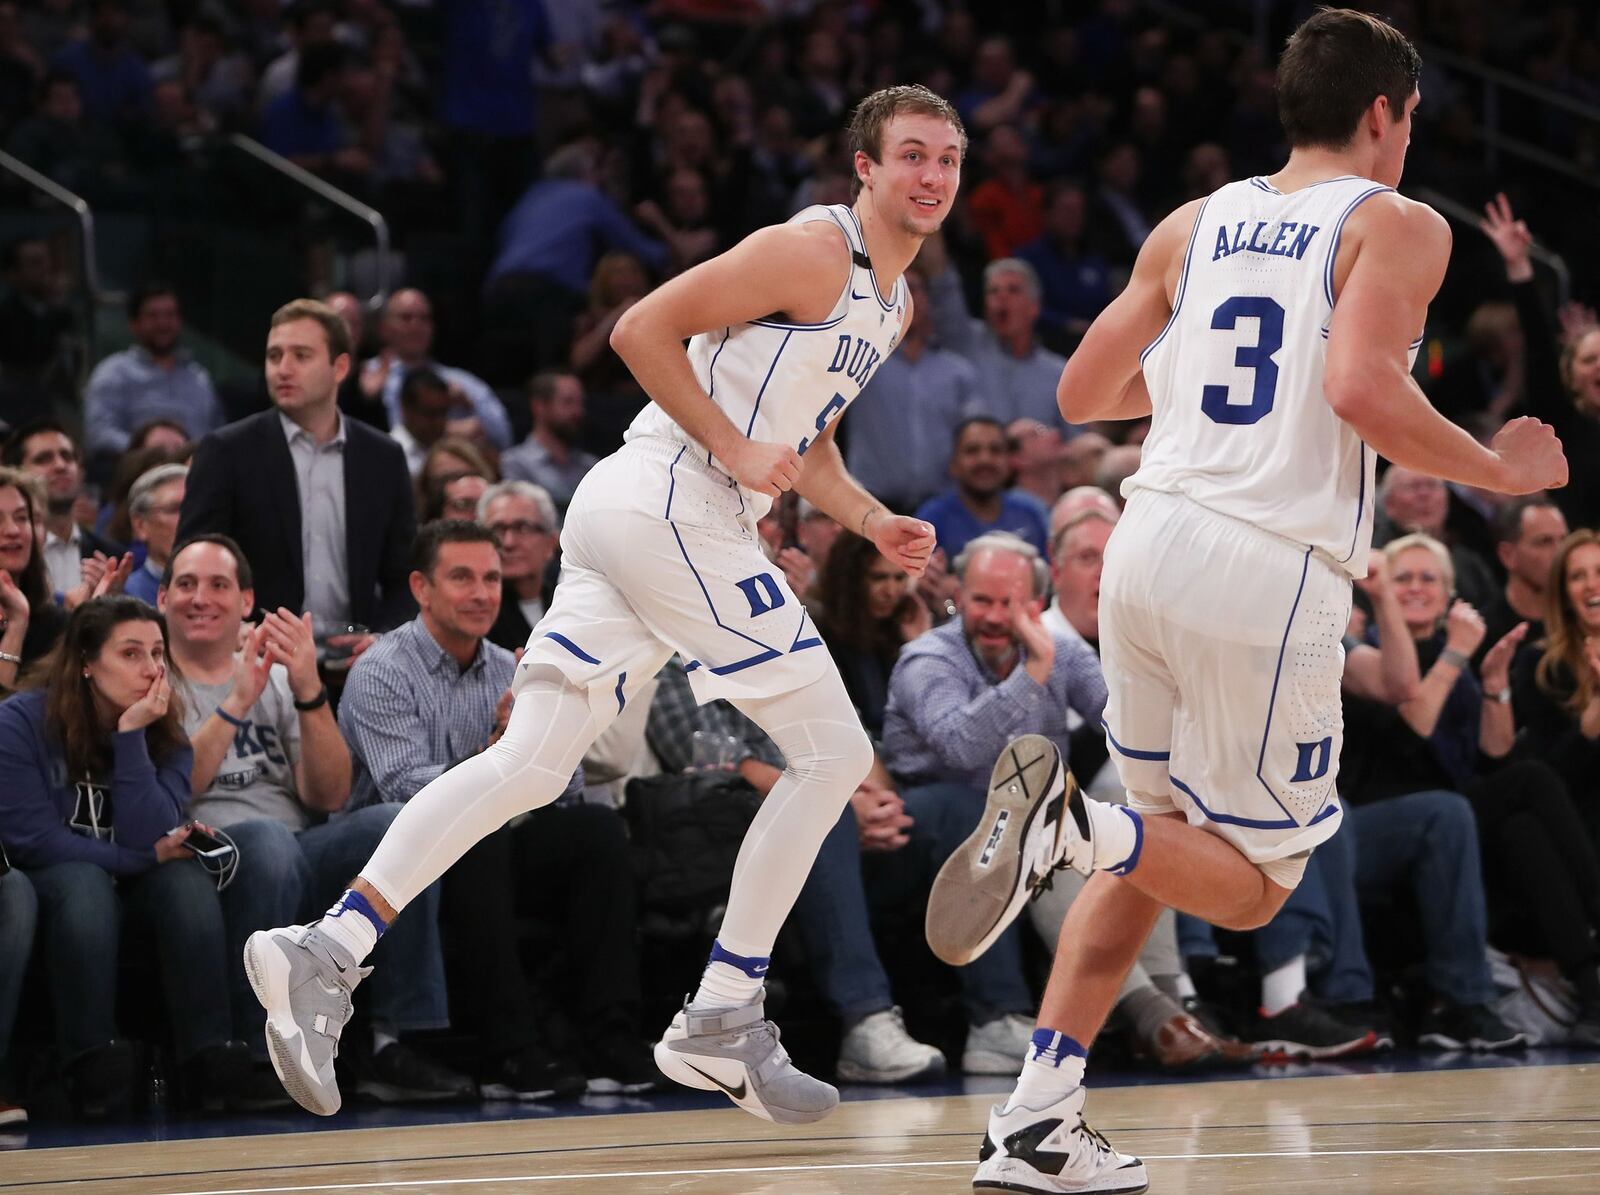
[
  {"xmin": 1255, "ymin": 1030, "xmax": 1379, "ymax": 1062},
  {"xmin": 927, "ymin": 735, "xmax": 1073, "ymax": 967},
  {"xmin": 244, "ymin": 931, "xmax": 341, "ymax": 1117},
  {"xmin": 653, "ymin": 1035, "xmax": 838, "ymax": 1125},
  {"xmin": 974, "ymin": 1153, "xmax": 1149, "ymax": 1193},
  {"xmin": 1418, "ymin": 1032, "xmax": 1530, "ymax": 1052}
]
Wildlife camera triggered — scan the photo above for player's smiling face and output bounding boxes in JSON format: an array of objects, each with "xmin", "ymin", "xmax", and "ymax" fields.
[{"xmin": 864, "ymin": 112, "xmax": 962, "ymax": 237}]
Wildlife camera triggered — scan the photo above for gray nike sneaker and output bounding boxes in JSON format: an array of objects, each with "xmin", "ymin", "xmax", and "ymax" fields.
[
  {"xmin": 654, "ymin": 995, "xmax": 839, "ymax": 1124},
  {"xmin": 243, "ymin": 925, "xmax": 370, "ymax": 1116}
]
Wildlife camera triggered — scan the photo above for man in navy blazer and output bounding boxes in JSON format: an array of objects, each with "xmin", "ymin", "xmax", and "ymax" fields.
[{"xmin": 178, "ymin": 299, "xmax": 417, "ymax": 643}]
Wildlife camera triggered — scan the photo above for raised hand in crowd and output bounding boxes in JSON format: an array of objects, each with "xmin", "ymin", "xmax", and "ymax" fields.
[
  {"xmin": 776, "ymin": 545, "xmax": 816, "ymax": 599},
  {"xmin": 1480, "ymin": 622, "xmax": 1528, "ymax": 695},
  {"xmin": 896, "ymin": 591, "xmax": 932, "ymax": 642},
  {"xmin": 916, "ymin": 547, "xmax": 958, "ymax": 621},
  {"xmin": 1011, "ymin": 582, "xmax": 1056, "ymax": 685},
  {"xmin": 221, "ymin": 622, "xmax": 277, "ymax": 718},
  {"xmin": 262, "ymin": 609, "xmax": 323, "ymax": 703},
  {"xmin": 65, "ymin": 552, "xmax": 135, "ymax": 611},
  {"xmin": 1444, "ymin": 598, "xmax": 1488, "ymax": 660},
  {"xmin": 1480, "ymin": 192, "xmax": 1534, "ymax": 283}
]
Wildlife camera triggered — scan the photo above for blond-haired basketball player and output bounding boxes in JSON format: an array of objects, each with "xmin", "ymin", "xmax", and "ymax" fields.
[
  {"xmin": 242, "ymin": 85, "xmax": 964, "ymax": 1125},
  {"xmin": 926, "ymin": 12, "xmax": 1566, "ymax": 1192}
]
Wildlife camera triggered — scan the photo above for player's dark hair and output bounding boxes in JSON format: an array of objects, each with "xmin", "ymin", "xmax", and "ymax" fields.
[
  {"xmin": 847, "ymin": 84, "xmax": 966, "ymax": 197},
  {"xmin": 412, "ymin": 519, "xmax": 499, "ymax": 578},
  {"xmin": 1492, "ymin": 494, "xmax": 1557, "ymax": 546},
  {"xmin": 163, "ymin": 533, "xmax": 254, "ymax": 592},
  {"xmin": 1276, "ymin": 8, "xmax": 1420, "ymax": 149},
  {"xmin": 269, "ymin": 298, "xmax": 351, "ymax": 362}
]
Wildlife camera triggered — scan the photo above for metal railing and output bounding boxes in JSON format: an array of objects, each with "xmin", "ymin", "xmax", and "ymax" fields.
[
  {"xmin": 0, "ymin": 147, "xmax": 114, "ymax": 388},
  {"xmin": 226, "ymin": 134, "xmax": 393, "ymax": 312},
  {"xmin": 1422, "ymin": 44, "xmax": 1600, "ymax": 189},
  {"xmin": 1413, "ymin": 186, "xmax": 1572, "ymax": 308}
]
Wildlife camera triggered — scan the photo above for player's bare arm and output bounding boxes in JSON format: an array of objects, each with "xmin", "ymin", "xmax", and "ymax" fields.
[
  {"xmin": 794, "ymin": 421, "xmax": 936, "ymax": 578},
  {"xmin": 1324, "ymin": 193, "xmax": 1567, "ymax": 494},
  {"xmin": 1055, "ymin": 199, "xmax": 1202, "ymax": 425},
  {"xmin": 611, "ymin": 220, "xmax": 852, "ymax": 497}
]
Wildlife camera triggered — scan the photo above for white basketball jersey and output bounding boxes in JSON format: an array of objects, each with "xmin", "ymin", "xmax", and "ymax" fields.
[
  {"xmin": 1132, "ymin": 175, "xmax": 1422, "ymax": 577},
  {"xmin": 625, "ymin": 204, "xmax": 907, "ymax": 521}
]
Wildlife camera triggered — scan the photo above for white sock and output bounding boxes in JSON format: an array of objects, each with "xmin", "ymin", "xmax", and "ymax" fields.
[
  {"xmin": 1006, "ymin": 1029, "xmax": 1087, "ymax": 1111},
  {"xmin": 692, "ymin": 940, "xmax": 768, "ymax": 1009},
  {"xmin": 1083, "ymin": 799, "xmax": 1142, "ymax": 873},
  {"xmin": 1261, "ymin": 955, "xmax": 1308, "ymax": 1016},
  {"xmin": 316, "ymin": 888, "xmax": 384, "ymax": 964}
]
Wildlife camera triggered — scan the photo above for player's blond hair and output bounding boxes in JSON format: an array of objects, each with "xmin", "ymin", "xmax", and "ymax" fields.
[{"xmin": 846, "ymin": 84, "xmax": 966, "ymax": 196}]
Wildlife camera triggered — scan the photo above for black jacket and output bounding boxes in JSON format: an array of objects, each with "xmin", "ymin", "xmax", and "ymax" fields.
[{"xmin": 177, "ymin": 409, "xmax": 416, "ymax": 628}]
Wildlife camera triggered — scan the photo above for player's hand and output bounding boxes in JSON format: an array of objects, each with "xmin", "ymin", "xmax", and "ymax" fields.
[
  {"xmin": 1480, "ymin": 622, "xmax": 1527, "ymax": 694},
  {"xmin": 1443, "ymin": 599, "xmax": 1487, "ymax": 658},
  {"xmin": 1489, "ymin": 417, "xmax": 1568, "ymax": 494},
  {"xmin": 868, "ymin": 511, "xmax": 936, "ymax": 579},
  {"xmin": 727, "ymin": 439, "xmax": 802, "ymax": 498},
  {"xmin": 1480, "ymin": 192, "xmax": 1534, "ymax": 283}
]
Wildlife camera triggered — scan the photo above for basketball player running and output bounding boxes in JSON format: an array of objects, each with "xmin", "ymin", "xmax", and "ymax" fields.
[
  {"xmin": 242, "ymin": 85, "xmax": 963, "ymax": 1125},
  {"xmin": 923, "ymin": 13, "xmax": 1567, "ymax": 1193}
]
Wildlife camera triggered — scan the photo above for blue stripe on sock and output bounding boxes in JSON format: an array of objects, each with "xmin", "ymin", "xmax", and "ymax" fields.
[
  {"xmin": 709, "ymin": 940, "xmax": 771, "ymax": 979},
  {"xmin": 1108, "ymin": 808, "xmax": 1145, "ymax": 876},
  {"xmin": 1028, "ymin": 1028, "xmax": 1088, "ymax": 1065},
  {"xmin": 329, "ymin": 889, "xmax": 387, "ymax": 938}
]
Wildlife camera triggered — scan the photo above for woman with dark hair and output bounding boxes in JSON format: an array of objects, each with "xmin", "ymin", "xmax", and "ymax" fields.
[
  {"xmin": 816, "ymin": 533, "xmax": 931, "ymax": 738},
  {"xmin": 0, "ymin": 466, "xmax": 67, "ymax": 691},
  {"xmin": 0, "ymin": 596, "xmax": 245, "ymax": 1114}
]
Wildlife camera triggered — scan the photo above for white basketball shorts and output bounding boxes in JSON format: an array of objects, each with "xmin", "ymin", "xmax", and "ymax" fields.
[
  {"xmin": 514, "ymin": 436, "xmax": 831, "ymax": 721},
  {"xmin": 1098, "ymin": 488, "xmax": 1351, "ymax": 887}
]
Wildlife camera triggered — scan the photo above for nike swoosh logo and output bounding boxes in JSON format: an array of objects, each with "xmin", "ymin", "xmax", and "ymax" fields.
[
  {"xmin": 685, "ymin": 1061, "xmax": 747, "ymax": 1101},
  {"xmin": 851, "ymin": 290, "xmax": 870, "ymax": 301}
]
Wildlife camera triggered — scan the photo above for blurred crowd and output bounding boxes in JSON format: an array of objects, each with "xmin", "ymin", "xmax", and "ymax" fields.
[{"xmin": 2, "ymin": 0, "xmax": 1600, "ymax": 1131}]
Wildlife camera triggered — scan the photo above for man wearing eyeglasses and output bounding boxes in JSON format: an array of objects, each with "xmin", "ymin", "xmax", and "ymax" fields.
[
  {"xmin": 124, "ymin": 463, "xmax": 188, "ymax": 604},
  {"xmin": 478, "ymin": 480, "xmax": 558, "ymax": 652}
]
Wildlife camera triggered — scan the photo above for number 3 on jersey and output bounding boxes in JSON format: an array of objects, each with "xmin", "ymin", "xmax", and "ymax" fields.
[{"xmin": 1200, "ymin": 296, "xmax": 1284, "ymax": 426}]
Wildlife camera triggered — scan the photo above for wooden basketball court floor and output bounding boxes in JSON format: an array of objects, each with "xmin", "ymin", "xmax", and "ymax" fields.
[{"xmin": 5, "ymin": 1060, "xmax": 1599, "ymax": 1193}]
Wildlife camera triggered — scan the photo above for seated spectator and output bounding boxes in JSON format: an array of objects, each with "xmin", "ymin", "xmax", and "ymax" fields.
[
  {"xmin": 430, "ymin": 472, "xmax": 491, "ymax": 523},
  {"xmin": 122, "ymin": 463, "xmax": 186, "ymax": 604},
  {"xmin": 922, "ymin": 232, "xmax": 1071, "ymax": 434},
  {"xmin": 1016, "ymin": 181, "xmax": 1112, "ymax": 349},
  {"xmin": 0, "ymin": 235, "xmax": 77, "ymax": 414},
  {"xmin": 1375, "ymin": 465, "xmax": 1498, "ymax": 611},
  {"xmin": 644, "ymin": 657, "xmax": 946, "ymax": 1085},
  {"xmin": 1335, "ymin": 535, "xmax": 1548, "ymax": 1050},
  {"xmin": 1480, "ymin": 495, "xmax": 1567, "ymax": 667},
  {"xmin": 967, "ymin": 124, "xmax": 1043, "ymax": 260},
  {"xmin": 259, "ymin": 42, "xmax": 368, "ymax": 183},
  {"xmin": 325, "ymin": 290, "xmax": 386, "ymax": 430},
  {"xmin": 882, "ymin": 533, "xmax": 1106, "ymax": 1071},
  {"xmin": 360, "ymin": 289, "xmax": 512, "ymax": 452},
  {"xmin": 501, "ymin": 372, "xmax": 598, "ymax": 512},
  {"xmin": 1095, "ymin": 443, "xmax": 1142, "ymax": 504},
  {"xmin": 0, "ymin": 468, "xmax": 66, "ymax": 690},
  {"xmin": 152, "ymin": 14, "xmax": 254, "ymax": 127},
  {"xmin": 632, "ymin": 165, "xmax": 720, "ymax": 273},
  {"xmin": 479, "ymin": 480, "xmax": 558, "ymax": 652},
  {"xmin": 82, "ymin": 284, "xmax": 225, "ymax": 467},
  {"xmin": 4, "ymin": 419, "xmax": 122, "ymax": 596},
  {"xmin": 1517, "ymin": 530, "xmax": 1600, "ymax": 849},
  {"xmin": 483, "ymin": 142, "xmax": 668, "ymax": 374},
  {"xmin": 1088, "ymin": 141, "xmax": 1153, "ymax": 267},
  {"xmin": 178, "ymin": 299, "xmax": 416, "ymax": 642},
  {"xmin": 341, "ymin": 521, "xmax": 656, "ymax": 1095},
  {"xmin": 915, "ymin": 417, "xmax": 1049, "ymax": 559},
  {"xmin": 815, "ymin": 532, "xmax": 929, "ymax": 739},
  {"xmin": 1007, "ymin": 418, "xmax": 1063, "ymax": 511},
  {"xmin": 6, "ymin": 72, "xmax": 138, "ymax": 210},
  {"xmin": 1047, "ymin": 485, "xmax": 1120, "ymax": 558},
  {"xmin": 163, "ymin": 533, "xmax": 471, "ymax": 1105},
  {"xmin": 845, "ymin": 264, "xmax": 980, "ymax": 513},
  {"xmin": 0, "ymin": 851, "xmax": 31, "ymax": 1125},
  {"xmin": 0, "ymin": 596, "xmax": 247, "ymax": 1115},
  {"xmin": 49, "ymin": 0, "xmax": 150, "ymax": 128},
  {"xmin": 416, "ymin": 436, "xmax": 496, "ymax": 520},
  {"xmin": 568, "ymin": 251, "xmax": 651, "ymax": 450},
  {"xmin": 390, "ymin": 367, "xmax": 452, "ymax": 480},
  {"xmin": 1533, "ymin": 300, "xmax": 1600, "ymax": 528},
  {"xmin": 257, "ymin": 0, "xmax": 337, "ymax": 111},
  {"xmin": 1059, "ymin": 432, "xmax": 1111, "ymax": 494},
  {"xmin": 97, "ymin": 428, "xmax": 191, "ymax": 550}
]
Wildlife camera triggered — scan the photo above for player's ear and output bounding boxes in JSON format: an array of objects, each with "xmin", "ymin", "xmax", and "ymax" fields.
[{"xmin": 854, "ymin": 149, "xmax": 873, "ymax": 191}]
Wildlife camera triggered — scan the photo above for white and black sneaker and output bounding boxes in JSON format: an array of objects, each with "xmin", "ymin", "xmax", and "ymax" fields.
[
  {"xmin": 927, "ymin": 735, "xmax": 1089, "ymax": 967},
  {"xmin": 974, "ymin": 1086, "xmax": 1148, "ymax": 1193}
]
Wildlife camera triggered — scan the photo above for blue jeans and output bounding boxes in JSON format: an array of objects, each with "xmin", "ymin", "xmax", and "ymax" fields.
[
  {"xmin": 0, "ymin": 868, "xmax": 37, "ymax": 1075},
  {"xmin": 1348, "ymin": 791, "xmax": 1495, "ymax": 1007},
  {"xmin": 1254, "ymin": 824, "xmax": 1375, "ymax": 1002},
  {"xmin": 221, "ymin": 806, "xmax": 448, "ymax": 1043},
  {"xmin": 864, "ymin": 781, "xmax": 1033, "ymax": 1023},
  {"xmin": 25, "ymin": 859, "xmax": 233, "ymax": 1063},
  {"xmin": 791, "ymin": 804, "xmax": 896, "ymax": 1023}
]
